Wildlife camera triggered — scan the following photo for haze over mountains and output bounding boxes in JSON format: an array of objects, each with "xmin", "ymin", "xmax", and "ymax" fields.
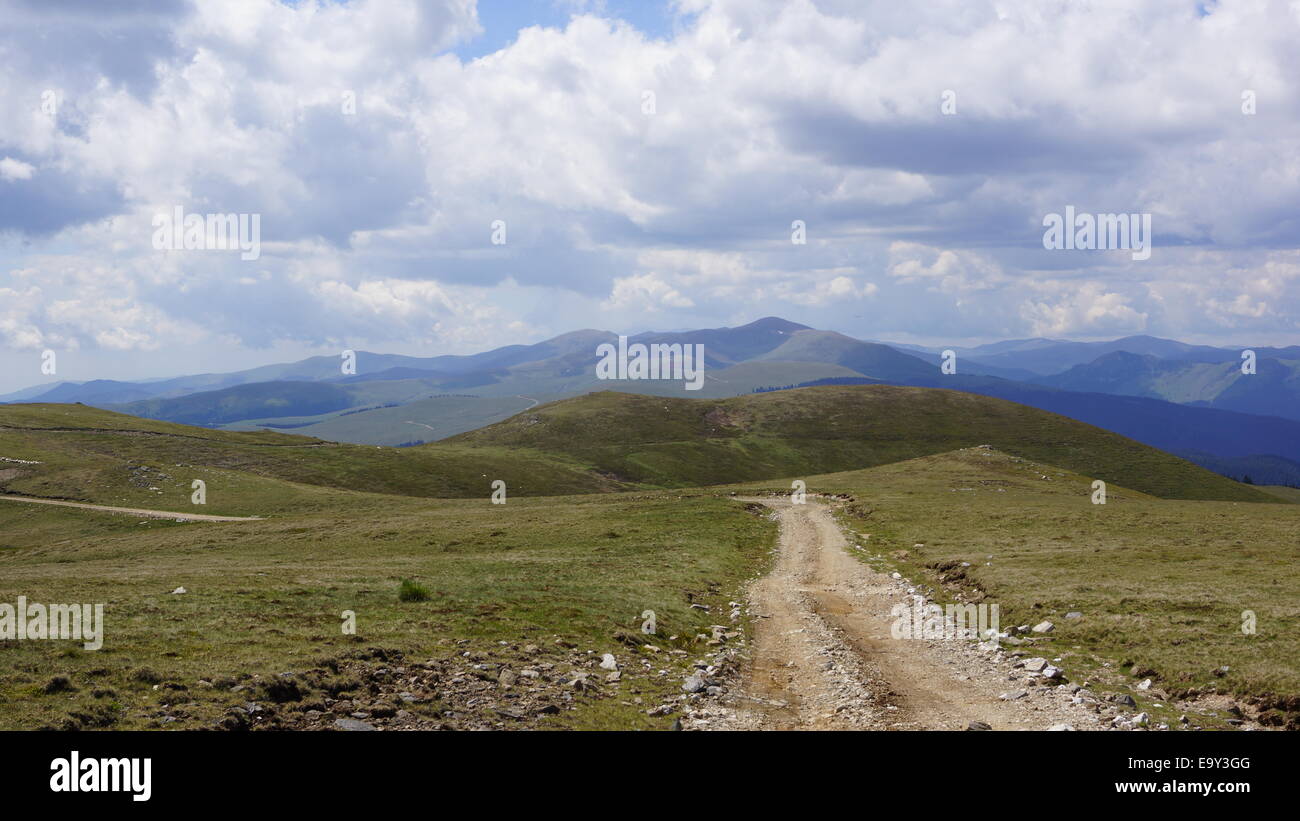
[
  {"xmin": 5, "ymin": 317, "xmax": 1299, "ymax": 485},
  {"xmin": 897, "ymin": 335, "xmax": 1300, "ymax": 375}
]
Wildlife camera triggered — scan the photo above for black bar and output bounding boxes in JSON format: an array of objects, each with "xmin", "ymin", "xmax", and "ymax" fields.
[{"xmin": 3, "ymin": 729, "xmax": 1283, "ymax": 807}]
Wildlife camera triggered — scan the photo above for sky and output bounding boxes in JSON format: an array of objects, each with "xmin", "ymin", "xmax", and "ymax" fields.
[{"xmin": 2, "ymin": 0, "xmax": 1300, "ymax": 392}]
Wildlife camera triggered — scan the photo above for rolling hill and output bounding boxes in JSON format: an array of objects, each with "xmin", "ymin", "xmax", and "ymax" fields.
[
  {"xmin": 1, "ymin": 384, "xmax": 1272, "ymax": 516},
  {"xmin": 7, "ymin": 317, "xmax": 1300, "ymax": 492},
  {"xmin": 444, "ymin": 386, "xmax": 1272, "ymax": 502},
  {"xmin": 0, "ymin": 403, "xmax": 628, "ymax": 515}
]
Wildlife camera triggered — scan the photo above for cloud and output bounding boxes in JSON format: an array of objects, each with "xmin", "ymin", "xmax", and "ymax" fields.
[
  {"xmin": 1020, "ymin": 281, "xmax": 1149, "ymax": 337},
  {"xmin": 0, "ymin": 158, "xmax": 35, "ymax": 181},
  {"xmin": 604, "ymin": 273, "xmax": 695, "ymax": 310},
  {"xmin": 0, "ymin": 259, "xmax": 200, "ymax": 352},
  {"xmin": 1, "ymin": 0, "xmax": 1300, "ymax": 377},
  {"xmin": 887, "ymin": 242, "xmax": 1006, "ymax": 292}
]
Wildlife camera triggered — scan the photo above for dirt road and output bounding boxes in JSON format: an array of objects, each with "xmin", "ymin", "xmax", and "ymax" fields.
[
  {"xmin": 697, "ymin": 497, "xmax": 1101, "ymax": 730},
  {"xmin": 0, "ymin": 494, "xmax": 261, "ymax": 522}
]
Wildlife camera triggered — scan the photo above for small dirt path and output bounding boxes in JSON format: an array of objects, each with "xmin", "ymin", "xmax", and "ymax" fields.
[{"xmin": 0, "ymin": 494, "xmax": 261, "ymax": 522}]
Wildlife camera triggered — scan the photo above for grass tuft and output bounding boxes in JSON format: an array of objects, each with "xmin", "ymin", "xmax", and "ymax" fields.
[{"xmin": 397, "ymin": 579, "xmax": 431, "ymax": 603}]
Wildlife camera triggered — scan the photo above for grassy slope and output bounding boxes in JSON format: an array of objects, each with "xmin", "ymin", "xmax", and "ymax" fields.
[
  {"xmin": 0, "ymin": 485, "xmax": 775, "ymax": 730},
  {"xmin": 585, "ymin": 360, "xmax": 867, "ymax": 400},
  {"xmin": 10, "ymin": 384, "xmax": 1265, "ymax": 513},
  {"xmin": 446, "ymin": 386, "xmax": 1272, "ymax": 502},
  {"xmin": 1257, "ymin": 485, "xmax": 1300, "ymax": 503},
  {"xmin": 723, "ymin": 448, "xmax": 1300, "ymax": 725},
  {"xmin": 2, "ymin": 394, "xmax": 1296, "ymax": 731},
  {"xmin": 0, "ymin": 404, "xmax": 628, "ymax": 516}
]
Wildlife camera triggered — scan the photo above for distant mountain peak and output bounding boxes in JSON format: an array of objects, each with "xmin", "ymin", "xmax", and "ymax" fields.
[{"xmin": 738, "ymin": 316, "xmax": 810, "ymax": 332}]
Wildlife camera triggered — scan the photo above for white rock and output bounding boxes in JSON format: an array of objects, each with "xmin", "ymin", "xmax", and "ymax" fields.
[
  {"xmin": 1031, "ymin": 621, "xmax": 1054, "ymax": 633},
  {"xmin": 1136, "ymin": 678, "xmax": 1152, "ymax": 690},
  {"xmin": 1048, "ymin": 723, "xmax": 1075, "ymax": 731},
  {"xmin": 599, "ymin": 653, "xmax": 618, "ymax": 671},
  {"xmin": 170, "ymin": 586, "xmax": 187, "ymax": 595}
]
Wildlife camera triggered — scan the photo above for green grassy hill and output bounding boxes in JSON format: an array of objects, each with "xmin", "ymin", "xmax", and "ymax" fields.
[
  {"xmin": 0, "ymin": 403, "xmax": 627, "ymax": 516},
  {"xmin": 1257, "ymin": 485, "xmax": 1300, "ymax": 503},
  {"xmin": 445, "ymin": 386, "xmax": 1272, "ymax": 502},
  {"xmin": 3, "ymin": 385, "xmax": 1270, "ymax": 513}
]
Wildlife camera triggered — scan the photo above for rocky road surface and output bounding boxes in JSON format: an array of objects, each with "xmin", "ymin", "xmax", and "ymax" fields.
[{"xmin": 689, "ymin": 497, "xmax": 1111, "ymax": 731}]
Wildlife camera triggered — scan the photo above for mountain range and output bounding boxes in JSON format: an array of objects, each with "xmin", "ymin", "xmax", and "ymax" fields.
[{"xmin": 5, "ymin": 317, "xmax": 1299, "ymax": 486}]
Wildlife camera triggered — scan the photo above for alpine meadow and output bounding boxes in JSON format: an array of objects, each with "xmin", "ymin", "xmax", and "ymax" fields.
[{"xmin": 0, "ymin": 0, "xmax": 1295, "ymax": 806}]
